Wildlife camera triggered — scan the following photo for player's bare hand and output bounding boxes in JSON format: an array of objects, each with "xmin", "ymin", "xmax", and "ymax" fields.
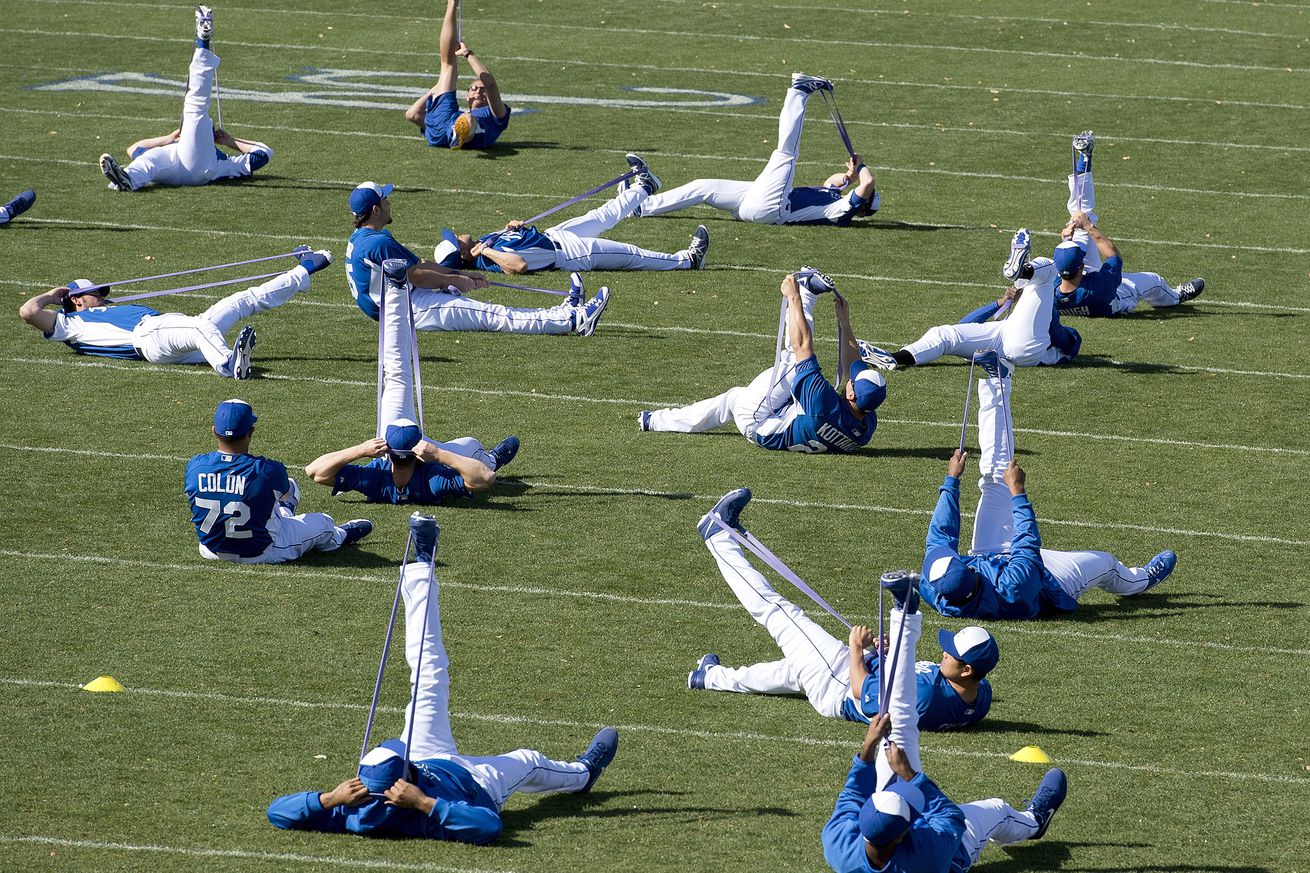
[
  {"xmin": 323, "ymin": 777, "xmax": 369, "ymax": 807},
  {"xmin": 781, "ymin": 273, "xmax": 800, "ymax": 298},
  {"xmin": 1004, "ymin": 460, "xmax": 1026, "ymax": 495},
  {"xmin": 999, "ymin": 286, "xmax": 1020, "ymax": 307},
  {"xmin": 947, "ymin": 449, "xmax": 968, "ymax": 479},
  {"xmin": 214, "ymin": 128, "xmax": 237, "ymax": 148},
  {"xmin": 359, "ymin": 437, "xmax": 389, "ymax": 458},
  {"xmin": 849, "ymin": 624, "xmax": 875, "ymax": 650},
  {"xmin": 1068, "ymin": 211, "xmax": 1093, "ymax": 230},
  {"xmin": 455, "ymin": 40, "xmax": 473, "ymax": 58},
  {"xmin": 464, "ymin": 272, "xmax": 490, "ymax": 290},
  {"xmin": 384, "ymin": 779, "xmax": 429, "ymax": 810},
  {"xmin": 469, "ymin": 241, "xmax": 485, "ymax": 257},
  {"xmin": 504, "ymin": 220, "xmax": 524, "ymax": 231},
  {"xmin": 859, "ymin": 712, "xmax": 892, "ymax": 762},
  {"xmin": 885, "ymin": 740, "xmax": 917, "ymax": 781},
  {"xmin": 833, "ymin": 292, "xmax": 850, "ymax": 319}
]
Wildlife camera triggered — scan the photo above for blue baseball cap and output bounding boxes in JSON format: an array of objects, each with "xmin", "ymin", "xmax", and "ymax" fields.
[
  {"xmin": 349, "ymin": 181, "xmax": 394, "ymax": 216},
  {"xmin": 858, "ymin": 779, "xmax": 926, "ymax": 846},
  {"xmin": 1052, "ymin": 241, "xmax": 1086, "ymax": 279},
  {"xmin": 213, "ymin": 399, "xmax": 257, "ymax": 438},
  {"xmin": 938, "ymin": 626, "xmax": 1000, "ymax": 675},
  {"xmin": 924, "ymin": 547, "xmax": 982, "ymax": 608},
  {"xmin": 848, "ymin": 360, "xmax": 887, "ymax": 413},
  {"xmin": 432, "ymin": 228, "xmax": 463, "ymax": 268},
  {"xmin": 385, "ymin": 418, "xmax": 425, "ymax": 456},
  {"xmin": 357, "ymin": 738, "xmax": 409, "ymax": 792},
  {"xmin": 66, "ymin": 278, "xmax": 104, "ymax": 297}
]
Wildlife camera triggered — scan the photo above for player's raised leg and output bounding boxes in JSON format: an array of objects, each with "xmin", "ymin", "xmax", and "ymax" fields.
[
  {"xmin": 736, "ymin": 75, "xmax": 829, "ymax": 223},
  {"xmin": 405, "ymin": 0, "xmax": 461, "ymax": 142},
  {"xmin": 1067, "ymin": 131, "xmax": 1101, "ymax": 272},
  {"xmin": 640, "ymin": 179, "xmax": 752, "ymax": 217},
  {"xmin": 971, "ymin": 357, "xmax": 1016, "ymax": 554},
  {"xmin": 177, "ymin": 9, "xmax": 222, "ymax": 177},
  {"xmin": 397, "ymin": 513, "xmax": 460, "ymax": 759},
  {"xmin": 202, "ymin": 251, "xmax": 327, "ymax": 334},
  {"xmin": 874, "ymin": 575, "xmax": 923, "ymax": 789}
]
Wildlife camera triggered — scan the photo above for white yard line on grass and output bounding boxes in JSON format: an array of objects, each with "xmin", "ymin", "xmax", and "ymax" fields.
[{"xmin": 3, "ymin": 677, "xmax": 1309, "ymax": 783}]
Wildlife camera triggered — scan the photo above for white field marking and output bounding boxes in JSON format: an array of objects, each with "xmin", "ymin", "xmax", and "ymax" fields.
[
  {"xmin": 0, "ymin": 835, "xmax": 508, "ymax": 873},
  {"xmin": 4, "ymin": 678, "xmax": 1310, "ymax": 784},
  {"xmin": 1200, "ymin": 0, "xmax": 1310, "ymax": 7},
  {"xmin": 6, "ymin": 356, "xmax": 1310, "ymax": 454}
]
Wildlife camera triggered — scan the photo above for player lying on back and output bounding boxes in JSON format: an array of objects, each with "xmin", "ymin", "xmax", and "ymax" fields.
[
  {"xmin": 638, "ymin": 74, "xmax": 878, "ymax": 226},
  {"xmin": 691, "ymin": 488, "xmax": 998, "ymax": 732},
  {"xmin": 99, "ymin": 7, "xmax": 273, "ymax": 192},
  {"xmin": 403, "ymin": 0, "xmax": 510, "ymax": 150},
  {"xmin": 640, "ymin": 270, "xmax": 885, "ymax": 454},
  {"xmin": 432, "ymin": 155, "xmax": 709, "ymax": 274},
  {"xmin": 18, "ymin": 248, "xmax": 333, "ymax": 379}
]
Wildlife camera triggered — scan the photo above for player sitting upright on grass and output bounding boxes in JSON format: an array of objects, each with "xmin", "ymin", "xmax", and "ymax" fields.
[
  {"xmin": 99, "ymin": 6, "xmax": 273, "ymax": 192},
  {"xmin": 404, "ymin": 0, "xmax": 510, "ymax": 150}
]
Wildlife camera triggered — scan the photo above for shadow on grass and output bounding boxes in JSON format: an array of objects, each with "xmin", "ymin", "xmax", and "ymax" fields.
[
  {"xmin": 471, "ymin": 140, "xmax": 591, "ymax": 159},
  {"xmin": 520, "ymin": 477, "xmax": 697, "ymax": 501},
  {"xmin": 1069, "ymin": 592, "xmax": 1304, "ymax": 622},
  {"xmin": 972, "ymin": 718, "xmax": 1110, "ymax": 738},
  {"xmin": 985, "ymin": 840, "xmax": 1274, "ymax": 873}
]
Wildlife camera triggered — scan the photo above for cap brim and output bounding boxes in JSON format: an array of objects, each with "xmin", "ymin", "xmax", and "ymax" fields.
[
  {"xmin": 379, "ymin": 183, "xmax": 395, "ymax": 198},
  {"xmin": 937, "ymin": 628, "xmax": 959, "ymax": 659}
]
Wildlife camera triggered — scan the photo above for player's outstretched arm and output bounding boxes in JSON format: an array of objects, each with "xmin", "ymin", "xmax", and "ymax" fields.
[
  {"xmin": 472, "ymin": 243, "xmax": 529, "ymax": 275},
  {"xmin": 305, "ymin": 438, "xmax": 387, "ymax": 485},
  {"xmin": 128, "ymin": 129, "xmax": 181, "ymax": 156},
  {"xmin": 783, "ymin": 274, "xmax": 815, "ymax": 359},
  {"xmin": 459, "ymin": 43, "xmax": 508, "ymax": 119},
  {"xmin": 414, "ymin": 442, "xmax": 496, "ymax": 492},
  {"xmin": 1070, "ymin": 211, "xmax": 1120, "ymax": 261},
  {"xmin": 847, "ymin": 624, "xmax": 874, "ymax": 700},
  {"xmin": 18, "ymin": 287, "xmax": 66, "ymax": 333},
  {"xmin": 408, "ymin": 262, "xmax": 489, "ymax": 292},
  {"xmin": 834, "ymin": 293, "xmax": 858, "ymax": 376},
  {"xmin": 214, "ymin": 128, "xmax": 272, "ymax": 156}
]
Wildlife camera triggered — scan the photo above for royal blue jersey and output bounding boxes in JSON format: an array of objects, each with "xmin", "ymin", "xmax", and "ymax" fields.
[
  {"xmin": 422, "ymin": 90, "xmax": 512, "ymax": 150},
  {"xmin": 268, "ymin": 753, "xmax": 502, "ymax": 845},
  {"xmin": 471, "ymin": 226, "xmax": 557, "ymax": 273},
  {"xmin": 185, "ymin": 451, "xmax": 291, "ymax": 559},
  {"xmin": 346, "ymin": 227, "xmax": 421, "ymax": 320},
  {"xmin": 1055, "ymin": 254, "xmax": 1123, "ymax": 317},
  {"xmin": 755, "ymin": 356, "xmax": 875, "ymax": 454},
  {"xmin": 332, "ymin": 457, "xmax": 469, "ymax": 505},
  {"xmin": 840, "ymin": 660, "xmax": 992, "ymax": 731},
  {"xmin": 44, "ymin": 304, "xmax": 159, "ymax": 358},
  {"xmin": 785, "ymin": 187, "xmax": 876, "ymax": 226}
]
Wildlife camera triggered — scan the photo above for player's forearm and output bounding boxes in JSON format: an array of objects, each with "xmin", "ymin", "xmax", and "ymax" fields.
[
  {"xmin": 304, "ymin": 446, "xmax": 365, "ymax": 485},
  {"xmin": 422, "ymin": 445, "xmax": 495, "ymax": 491},
  {"xmin": 230, "ymin": 138, "xmax": 270, "ymax": 155},
  {"xmin": 19, "ymin": 292, "xmax": 62, "ymax": 330},
  {"xmin": 129, "ymin": 133, "xmax": 176, "ymax": 153},
  {"xmin": 479, "ymin": 248, "xmax": 528, "ymax": 274}
]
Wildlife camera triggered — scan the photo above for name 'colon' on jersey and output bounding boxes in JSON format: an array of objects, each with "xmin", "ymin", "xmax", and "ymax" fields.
[
  {"xmin": 45, "ymin": 304, "xmax": 160, "ymax": 358},
  {"xmin": 754, "ymin": 357, "xmax": 875, "ymax": 454},
  {"xmin": 184, "ymin": 451, "xmax": 290, "ymax": 559},
  {"xmin": 346, "ymin": 227, "xmax": 421, "ymax": 320}
]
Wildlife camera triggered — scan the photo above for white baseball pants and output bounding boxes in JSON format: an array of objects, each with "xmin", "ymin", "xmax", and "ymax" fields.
[
  {"xmin": 547, "ymin": 187, "xmax": 692, "ymax": 271},
  {"xmin": 1066, "ymin": 171, "xmax": 1103, "ymax": 274},
  {"xmin": 396, "ymin": 561, "xmax": 592, "ymax": 808},
  {"xmin": 411, "ymin": 287, "xmax": 576, "ymax": 333},
  {"xmin": 875, "ymin": 607, "xmax": 923, "ymax": 790},
  {"xmin": 198, "ymin": 504, "xmax": 346, "ymax": 563},
  {"xmin": 955, "ymin": 798, "xmax": 1045, "ymax": 870}
]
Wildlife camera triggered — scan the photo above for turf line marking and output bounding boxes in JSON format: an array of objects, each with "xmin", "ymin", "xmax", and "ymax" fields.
[
  {"xmin": 0, "ymin": 834, "xmax": 508, "ymax": 872},
  {"xmin": 3, "ymin": 678, "xmax": 1308, "ymax": 784}
]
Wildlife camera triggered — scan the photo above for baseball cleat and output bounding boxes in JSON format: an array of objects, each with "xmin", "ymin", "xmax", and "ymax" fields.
[
  {"xmin": 972, "ymin": 350, "xmax": 1012, "ymax": 381},
  {"xmin": 298, "ymin": 249, "xmax": 332, "ymax": 275},
  {"xmin": 100, "ymin": 153, "xmax": 133, "ymax": 192},
  {"xmin": 687, "ymin": 225, "xmax": 710, "ymax": 270},
  {"xmin": 879, "ymin": 569, "xmax": 921, "ymax": 613},
  {"xmin": 1025, "ymin": 768, "xmax": 1068, "ymax": 839},
  {"xmin": 381, "ymin": 257, "xmax": 409, "ymax": 285},
  {"xmin": 408, "ymin": 512, "xmax": 440, "ymax": 563},
  {"xmin": 567, "ymin": 272, "xmax": 585, "ymax": 308},
  {"xmin": 1072, "ymin": 129, "xmax": 1094, "ymax": 173},
  {"xmin": 697, "ymin": 487, "xmax": 751, "ymax": 541},
  {"xmin": 625, "ymin": 152, "xmax": 662, "ymax": 195},
  {"xmin": 488, "ymin": 435, "xmax": 520, "ymax": 471},
  {"xmin": 0, "ymin": 188, "xmax": 36, "ymax": 225},
  {"xmin": 576, "ymin": 727, "xmax": 619, "ymax": 792},
  {"xmin": 791, "ymin": 72, "xmax": 833, "ymax": 94},
  {"xmin": 857, "ymin": 340, "xmax": 898, "ymax": 371},
  {"xmin": 638, "ymin": 410, "xmax": 652, "ymax": 432},
  {"xmin": 574, "ymin": 286, "xmax": 610, "ymax": 337},
  {"xmin": 195, "ymin": 4, "xmax": 214, "ymax": 41},
  {"xmin": 1144, "ymin": 550, "xmax": 1177, "ymax": 591},
  {"xmin": 1176, "ymin": 278, "xmax": 1205, "ymax": 304},
  {"xmin": 796, "ymin": 265, "xmax": 836, "ymax": 295},
  {"xmin": 1002, "ymin": 227, "xmax": 1032, "ymax": 281},
  {"xmin": 687, "ymin": 653, "xmax": 720, "ymax": 690},
  {"xmin": 340, "ymin": 519, "xmax": 374, "ymax": 546},
  {"xmin": 229, "ymin": 325, "xmax": 256, "ymax": 380}
]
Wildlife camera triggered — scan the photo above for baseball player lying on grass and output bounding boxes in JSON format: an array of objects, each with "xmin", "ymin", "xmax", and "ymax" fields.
[
  {"xmin": 638, "ymin": 73, "xmax": 878, "ymax": 226},
  {"xmin": 185, "ymin": 400, "xmax": 373, "ymax": 564},
  {"xmin": 99, "ymin": 7, "xmax": 272, "ymax": 193},
  {"xmin": 823, "ymin": 575, "xmax": 1067, "ymax": 873},
  {"xmin": 18, "ymin": 249, "xmax": 332, "ymax": 380},
  {"xmin": 892, "ymin": 354, "xmax": 1177, "ymax": 621},
  {"xmin": 403, "ymin": 0, "xmax": 510, "ymax": 150},
  {"xmin": 691, "ymin": 488, "xmax": 998, "ymax": 732},
  {"xmin": 432, "ymin": 155, "xmax": 710, "ymax": 274},
  {"xmin": 305, "ymin": 264, "xmax": 520, "ymax": 505},
  {"xmin": 346, "ymin": 182, "xmax": 609, "ymax": 334},
  {"xmin": 268, "ymin": 512, "xmax": 618, "ymax": 844},
  {"xmin": 639, "ymin": 270, "xmax": 885, "ymax": 454}
]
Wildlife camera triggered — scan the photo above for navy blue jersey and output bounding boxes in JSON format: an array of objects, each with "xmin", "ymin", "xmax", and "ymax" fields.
[
  {"xmin": 422, "ymin": 91, "xmax": 512, "ymax": 150},
  {"xmin": 755, "ymin": 356, "xmax": 875, "ymax": 454},
  {"xmin": 332, "ymin": 457, "xmax": 469, "ymax": 505},
  {"xmin": 346, "ymin": 227, "xmax": 421, "ymax": 320},
  {"xmin": 472, "ymin": 226, "xmax": 557, "ymax": 273},
  {"xmin": 1056, "ymin": 254, "xmax": 1123, "ymax": 317},
  {"xmin": 44, "ymin": 304, "xmax": 160, "ymax": 358},
  {"xmin": 185, "ymin": 451, "xmax": 291, "ymax": 559},
  {"xmin": 840, "ymin": 660, "xmax": 992, "ymax": 731},
  {"xmin": 785, "ymin": 187, "xmax": 875, "ymax": 226}
]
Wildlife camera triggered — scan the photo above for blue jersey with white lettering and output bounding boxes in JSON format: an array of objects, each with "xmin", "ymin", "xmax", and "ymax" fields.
[
  {"xmin": 44, "ymin": 304, "xmax": 160, "ymax": 358},
  {"xmin": 754, "ymin": 356, "xmax": 875, "ymax": 454},
  {"xmin": 785, "ymin": 187, "xmax": 877, "ymax": 226},
  {"xmin": 1055, "ymin": 254, "xmax": 1123, "ymax": 317},
  {"xmin": 471, "ymin": 226, "xmax": 557, "ymax": 273},
  {"xmin": 332, "ymin": 457, "xmax": 470, "ymax": 505},
  {"xmin": 185, "ymin": 451, "xmax": 290, "ymax": 559},
  {"xmin": 346, "ymin": 227, "xmax": 421, "ymax": 320},
  {"xmin": 840, "ymin": 659, "xmax": 992, "ymax": 731}
]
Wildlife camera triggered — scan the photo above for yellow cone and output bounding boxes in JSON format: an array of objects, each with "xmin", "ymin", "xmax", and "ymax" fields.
[
  {"xmin": 1009, "ymin": 745, "xmax": 1051, "ymax": 764},
  {"xmin": 81, "ymin": 675, "xmax": 126, "ymax": 693}
]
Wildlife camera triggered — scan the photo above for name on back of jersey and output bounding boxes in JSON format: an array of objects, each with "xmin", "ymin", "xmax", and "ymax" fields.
[{"xmin": 195, "ymin": 472, "xmax": 248, "ymax": 496}]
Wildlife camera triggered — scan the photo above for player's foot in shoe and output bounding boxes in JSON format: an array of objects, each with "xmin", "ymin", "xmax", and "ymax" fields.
[
  {"xmin": 1025, "ymin": 768, "xmax": 1068, "ymax": 839},
  {"xmin": 576, "ymin": 727, "xmax": 619, "ymax": 792},
  {"xmin": 1176, "ymin": 278, "xmax": 1205, "ymax": 303},
  {"xmin": 880, "ymin": 569, "xmax": 921, "ymax": 613},
  {"xmin": 409, "ymin": 511, "xmax": 440, "ymax": 563},
  {"xmin": 298, "ymin": 249, "xmax": 332, "ymax": 275},
  {"xmin": 791, "ymin": 72, "xmax": 833, "ymax": 94},
  {"xmin": 488, "ymin": 435, "xmax": 520, "ymax": 471},
  {"xmin": 340, "ymin": 519, "xmax": 373, "ymax": 546},
  {"xmin": 697, "ymin": 487, "xmax": 751, "ymax": 540},
  {"xmin": 687, "ymin": 653, "xmax": 720, "ymax": 690},
  {"xmin": 1072, "ymin": 129, "xmax": 1094, "ymax": 173},
  {"xmin": 638, "ymin": 410, "xmax": 652, "ymax": 431},
  {"xmin": 972, "ymin": 350, "xmax": 1012, "ymax": 381},
  {"xmin": 1002, "ymin": 227, "xmax": 1032, "ymax": 281},
  {"xmin": 567, "ymin": 272, "xmax": 585, "ymax": 307},
  {"xmin": 574, "ymin": 286, "xmax": 610, "ymax": 337},
  {"xmin": 229, "ymin": 325, "xmax": 256, "ymax": 380},
  {"xmin": 195, "ymin": 4, "xmax": 214, "ymax": 43},
  {"xmin": 381, "ymin": 257, "xmax": 409, "ymax": 286},
  {"xmin": 857, "ymin": 340, "xmax": 898, "ymax": 371},
  {"xmin": 796, "ymin": 265, "xmax": 836, "ymax": 295},
  {"xmin": 1144, "ymin": 550, "xmax": 1177, "ymax": 590},
  {"xmin": 100, "ymin": 154, "xmax": 133, "ymax": 192},
  {"xmin": 625, "ymin": 152, "xmax": 662, "ymax": 195},
  {"xmin": 0, "ymin": 189, "xmax": 36, "ymax": 225},
  {"xmin": 687, "ymin": 225, "xmax": 710, "ymax": 270}
]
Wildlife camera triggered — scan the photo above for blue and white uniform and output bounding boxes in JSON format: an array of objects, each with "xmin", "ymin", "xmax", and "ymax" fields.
[
  {"xmin": 640, "ymin": 84, "xmax": 877, "ymax": 226},
  {"xmin": 267, "ymin": 555, "xmax": 595, "ymax": 844},
  {"xmin": 422, "ymin": 90, "xmax": 511, "ymax": 150},
  {"xmin": 185, "ymin": 450, "xmax": 348, "ymax": 564},
  {"xmin": 345, "ymin": 226, "xmax": 576, "ymax": 333},
  {"xmin": 958, "ymin": 298, "xmax": 1080, "ymax": 365},
  {"xmin": 115, "ymin": 48, "xmax": 271, "ymax": 191},
  {"xmin": 842, "ymin": 662, "xmax": 991, "ymax": 731},
  {"xmin": 331, "ymin": 456, "xmax": 470, "ymax": 505},
  {"xmin": 44, "ymin": 304, "xmax": 160, "ymax": 359}
]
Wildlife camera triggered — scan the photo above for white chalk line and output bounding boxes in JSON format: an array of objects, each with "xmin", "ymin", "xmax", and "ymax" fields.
[{"xmin": 3, "ymin": 677, "xmax": 1308, "ymax": 784}]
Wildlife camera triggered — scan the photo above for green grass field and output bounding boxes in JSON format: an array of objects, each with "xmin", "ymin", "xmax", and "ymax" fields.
[{"xmin": 2, "ymin": 0, "xmax": 1309, "ymax": 870}]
